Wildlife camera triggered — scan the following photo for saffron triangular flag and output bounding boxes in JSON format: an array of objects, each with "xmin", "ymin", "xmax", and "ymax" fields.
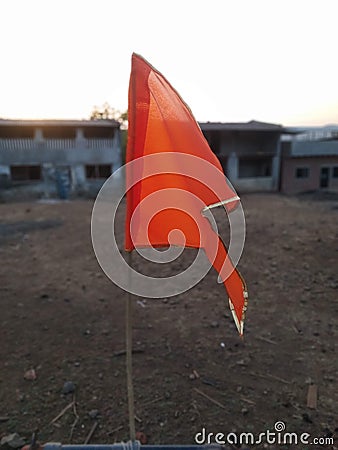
[{"xmin": 125, "ymin": 53, "xmax": 248, "ymax": 334}]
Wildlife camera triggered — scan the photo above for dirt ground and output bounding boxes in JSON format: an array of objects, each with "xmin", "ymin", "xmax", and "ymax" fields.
[{"xmin": 0, "ymin": 193, "xmax": 337, "ymax": 449}]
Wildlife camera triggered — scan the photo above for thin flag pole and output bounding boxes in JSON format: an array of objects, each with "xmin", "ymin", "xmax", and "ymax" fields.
[{"xmin": 126, "ymin": 251, "xmax": 136, "ymax": 441}]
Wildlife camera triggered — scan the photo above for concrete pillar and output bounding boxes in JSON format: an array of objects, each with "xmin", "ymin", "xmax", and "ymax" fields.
[
  {"xmin": 0, "ymin": 165, "xmax": 11, "ymax": 187},
  {"xmin": 75, "ymin": 128, "xmax": 86, "ymax": 149},
  {"xmin": 0, "ymin": 165, "xmax": 10, "ymax": 176},
  {"xmin": 41, "ymin": 163, "xmax": 56, "ymax": 198},
  {"xmin": 227, "ymin": 151, "xmax": 238, "ymax": 183},
  {"xmin": 76, "ymin": 128, "xmax": 84, "ymax": 139},
  {"xmin": 71, "ymin": 165, "xmax": 86, "ymax": 188},
  {"xmin": 34, "ymin": 128, "xmax": 43, "ymax": 141},
  {"xmin": 112, "ymin": 130, "xmax": 122, "ymax": 170},
  {"xmin": 272, "ymin": 138, "xmax": 281, "ymax": 191}
]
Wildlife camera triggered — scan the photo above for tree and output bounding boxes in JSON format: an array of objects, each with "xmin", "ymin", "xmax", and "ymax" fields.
[
  {"xmin": 90, "ymin": 102, "xmax": 128, "ymax": 163},
  {"xmin": 90, "ymin": 102, "xmax": 128, "ymax": 129}
]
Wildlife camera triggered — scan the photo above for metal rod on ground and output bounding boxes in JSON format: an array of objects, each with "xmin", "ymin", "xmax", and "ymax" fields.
[{"xmin": 126, "ymin": 251, "xmax": 136, "ymax": 441}]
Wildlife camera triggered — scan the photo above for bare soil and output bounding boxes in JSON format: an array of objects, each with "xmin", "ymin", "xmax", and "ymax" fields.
[{"xmin": 0, "ymin": 193, "xmax": 337, "ymax": 449}]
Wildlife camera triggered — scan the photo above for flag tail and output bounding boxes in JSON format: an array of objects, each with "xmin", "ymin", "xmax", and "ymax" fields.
[{"xmin": 204, "ymin": 234, "xmax": 248, "ymax": 335}]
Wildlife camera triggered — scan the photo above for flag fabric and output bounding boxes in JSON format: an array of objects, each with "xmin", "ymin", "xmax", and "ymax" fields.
[{"xmin": 125, "ymin": 53, "xmax": 248, "ymax": 335}]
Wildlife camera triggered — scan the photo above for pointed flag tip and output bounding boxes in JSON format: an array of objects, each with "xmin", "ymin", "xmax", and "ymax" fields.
[{"xmin": 228, "ymin": 297, "xmax": 246, "ymax": 336}]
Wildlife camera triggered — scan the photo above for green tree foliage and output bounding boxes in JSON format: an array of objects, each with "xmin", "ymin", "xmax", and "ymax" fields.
[
  {"xmin": 90, "ymin": 102, "xmax": 128, "ymax": 129},
  {"xmin": 90, "ymin": 102, "xmax": 128, "ymax": 162}
]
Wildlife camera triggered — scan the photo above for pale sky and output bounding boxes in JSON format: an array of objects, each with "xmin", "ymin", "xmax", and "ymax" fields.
[{"xmin": 1, "ymin": 0, "xmax": 337, "ymax": 126}]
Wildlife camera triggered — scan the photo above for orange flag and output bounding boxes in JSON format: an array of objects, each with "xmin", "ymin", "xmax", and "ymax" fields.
[{"xmin": 125, "ymin": 53, "xmax": 248, "ymax": 334}]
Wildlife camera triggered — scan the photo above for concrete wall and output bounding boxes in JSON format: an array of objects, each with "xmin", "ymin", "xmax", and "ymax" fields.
[
  {"xmin": 0, "ymin": 140, "xmax": 120, "ymax": 166},
  {"xmin": 225, "ymin": 151, "xmax": 275, "ymax": 192},
  {"xmin": 233, "ymin": 177, "xmax": 273, "ymax": 192},
  {"xmin": 281, "ymin": 156, "xmax": 338, "ymax": 194},
  {"xmin": 218, "ymin": 131, "xmax": 279, "ymax": 157},
  {"xmin": 0, "ymin": 163, "xmax": 111, "ymax": 200}
]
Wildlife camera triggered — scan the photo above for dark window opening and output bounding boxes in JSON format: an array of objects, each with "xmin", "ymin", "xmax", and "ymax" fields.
[
  {"xmin": 238, "ymin": 158, "xmax": 272, "ymax": 178},
  {"xmin": 218, "ymin": 156, "xmax": 228, "ymax": 175},
  {"xmin": 295, "ymin": 167, "xmax": 309, "ymax": 178},
  {"xmin": 42, "ymin": 127, "xmax": 76, "ymax": 139},
  {"xmin": 0, "ymin": 126, "xmax": 35, "ymax": 138},
  {"xmin": 86, "ymin": 164, "xmax": 112, "ymax": 179},
  {"xmin": 11, "ymin": 165, "xmax": 42, "ymax": 181},
  {"xmin": 320, "ymin": 167, "xmax": 329, "ymax": 188},
  {"xmin": 83, "ymin": 127, "xmax": 115, "ymax": 139},
  {"xmin": 202, "ymin": 130, "xmax": 221, "ymax": 155},
  {"xmin": 332, "ymin": 166, "xmax": 338, "ymax": 178}
]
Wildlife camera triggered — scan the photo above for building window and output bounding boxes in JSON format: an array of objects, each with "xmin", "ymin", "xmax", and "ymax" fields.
[
  {"xmin": 295, "ymin": 167, "xmax": 309, "ymax": 178},
  {"xmin": 332, "ymin": 166, "xmax": 338, "ymax": 178},
  {"xmin": 11, "ymin": 165, "xmax": 42, "ymax": 181},
  {"xmin": 84, "ymin": 127, "xmax": 115, "ymax": 138},
  {"xmin": 202, "ymin": 130, "xmax": 221, "ymax": 155},
  {"xmin": 218, "ymin": 156, "xmax": 228, "ymax": 175},
  {"xmin": 86, "ymin": 164, "xmax": 112, "ymax": 179},
  {"xmin": 43, "ymin": 127, "xmax": 76, "ymax": 139},
  {"xmin": 0, "ymin": 126, "xmax": 35, "ymax": 138}
]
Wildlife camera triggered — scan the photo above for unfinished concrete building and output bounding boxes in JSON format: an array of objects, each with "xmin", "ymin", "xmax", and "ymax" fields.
[
  {"xmin": 0, "ymin": 119, "xmax": 122, "ymax": 199},
  {"xmin": 200, "ymin": 120, "xmax": 284, "ymax": 192},
  {"xmin": 280, "ymin": 127, "xmax": 338, "ymax": 194}
]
